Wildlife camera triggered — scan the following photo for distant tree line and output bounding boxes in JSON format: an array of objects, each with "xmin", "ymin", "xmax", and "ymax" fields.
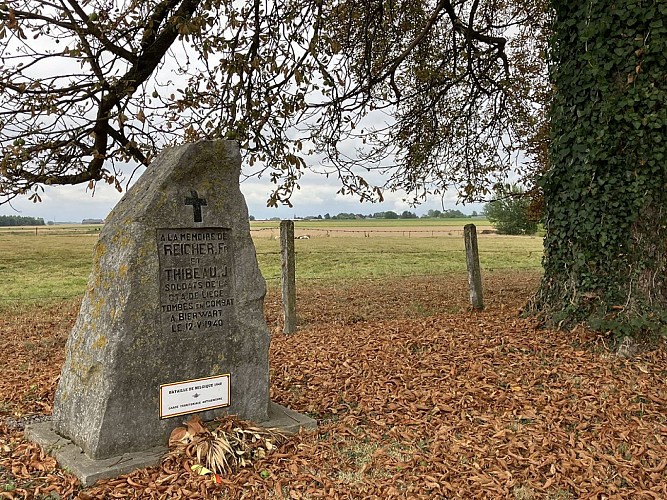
[
  {"xmin": 422, "ymin": 209, "xmax": 479, "ymax": 219},
  {"xmin": 0, "ymin": 215, "xmax": 45, "ymax": 226},
  {"xmin": 255, "ymin": 210, "xmax": 481, "ymax": 221}
]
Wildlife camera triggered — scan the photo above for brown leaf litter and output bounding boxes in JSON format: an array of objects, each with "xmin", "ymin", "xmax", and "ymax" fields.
[{"xmin": 1, "ymin": 272, "xmax": 666, "ymax": 498}]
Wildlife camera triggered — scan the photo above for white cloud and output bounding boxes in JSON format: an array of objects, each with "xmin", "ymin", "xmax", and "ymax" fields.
[
  {"xmin": 1, "ymin": 183, "xmax": 123, "ymax": 222},
  {"xmin": 1, "ymin": 157, "xmax": 485, "ymax": 222}
]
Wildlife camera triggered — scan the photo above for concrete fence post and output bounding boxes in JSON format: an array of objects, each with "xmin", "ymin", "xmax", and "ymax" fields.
[
  {"xmin": 464, "ymin": 224, "xmax": 484, "ymax": 310},
  {"xmin": 280, "ymin": 220, "xmax": 297, "ymax": 333}
]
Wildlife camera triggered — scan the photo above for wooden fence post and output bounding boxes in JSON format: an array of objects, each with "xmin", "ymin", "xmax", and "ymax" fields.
[
  {"xmin": 464, "ymin": 224, "xmax": 484, "ymax": 310},
  {"xmin": 280, "ymin": 220, "xmax": 297, "ymax": 334}
]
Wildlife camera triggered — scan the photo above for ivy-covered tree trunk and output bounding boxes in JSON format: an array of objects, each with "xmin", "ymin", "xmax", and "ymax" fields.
[{"xmin": 533, "ymin": 0, "xmax": 667, "ymax": 339}]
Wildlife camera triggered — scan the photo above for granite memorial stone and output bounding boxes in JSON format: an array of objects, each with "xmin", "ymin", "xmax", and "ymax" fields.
[{"xmin": 51, "ymin": 140, "xmax": 271, "ymax": 459}]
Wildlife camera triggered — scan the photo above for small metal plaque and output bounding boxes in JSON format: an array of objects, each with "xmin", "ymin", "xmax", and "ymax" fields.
[
  {"xmin": 157, "ymin": 228, "xmax": 234, "ymax": 335},
  {"xmin": 159, "ymin": 374, "xmax": 231, "ymax": 419}
]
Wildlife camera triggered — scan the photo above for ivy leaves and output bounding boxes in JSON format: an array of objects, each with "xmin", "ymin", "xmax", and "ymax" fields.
[{"xmin": 535, "ymin": 0, "xmax": 667, "ymax": 339}]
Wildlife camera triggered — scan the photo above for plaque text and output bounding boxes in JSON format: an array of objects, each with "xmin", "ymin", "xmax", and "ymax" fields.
[{"xmin": 157, "ymin": 228, "xmax": 234, "ymax": 334}]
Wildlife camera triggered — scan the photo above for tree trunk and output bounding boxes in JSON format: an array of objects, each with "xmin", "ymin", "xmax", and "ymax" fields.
[{"xmin": 532, "ymin": 0, "xmax": 667, "ymax": 339}]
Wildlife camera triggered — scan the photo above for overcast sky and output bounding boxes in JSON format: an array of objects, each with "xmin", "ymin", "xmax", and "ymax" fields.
[{"xmin": 0, "ymin": 165, "xmax": 485, "ymax": 222}]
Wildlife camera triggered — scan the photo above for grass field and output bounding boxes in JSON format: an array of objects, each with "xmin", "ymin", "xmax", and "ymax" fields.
[
  {"xmin": 0, "ymin": 221, "xmax": 543, "ymax": 310},
  {"xmin": 255, "ymin": 233, "xmax": 542, "ymax": 281}
]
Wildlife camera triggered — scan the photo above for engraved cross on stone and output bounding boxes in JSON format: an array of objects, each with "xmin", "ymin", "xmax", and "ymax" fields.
[{"xmin": 185, "ymin": 190, "xmax": 207, "ymax": 223}]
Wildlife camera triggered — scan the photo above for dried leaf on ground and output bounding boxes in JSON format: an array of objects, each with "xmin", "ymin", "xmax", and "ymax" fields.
[{"xmin": 1, "ymin": 273, "xmax": 666, "ymax": 498}]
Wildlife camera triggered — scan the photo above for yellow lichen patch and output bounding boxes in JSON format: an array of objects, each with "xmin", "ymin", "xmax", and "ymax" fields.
[
  {"xmin": 118, "ymin": 264, "xmax": 129, "ymax": 277},
  {"xmin": 89, "ymin": 295, "xmax": 105, "ymax": 322},
  {"xmin": 138, "ymin": 238, "xmax": 155, "ymax": 258},
  {"xmin": 81, "ymin": 362, "xmax": 102, "ymax": 384},
  {"xmin": 92, "ymin": 335, "xmax": 108, "ymax": 350},
  {"xmin": 68, "ymin": 354, "xmax": 93, "ymax": 379},
  {"xmin": 92, "ymin": 241, "xmax": 107, "ymax": 262},
  {"xmin": 110, "ymin": 224, "xmax": 134, "ymax": 248}
]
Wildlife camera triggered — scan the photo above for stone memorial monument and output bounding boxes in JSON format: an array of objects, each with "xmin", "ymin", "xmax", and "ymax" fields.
[{"xmin": 27, "ymin": 140, "xmax": 314, "ymax": 485}]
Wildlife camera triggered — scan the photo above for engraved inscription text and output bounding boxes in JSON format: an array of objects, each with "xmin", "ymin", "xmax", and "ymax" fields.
[{"xmin": 157, "ymin": 228, "xmax": 233, "ymax": 334}]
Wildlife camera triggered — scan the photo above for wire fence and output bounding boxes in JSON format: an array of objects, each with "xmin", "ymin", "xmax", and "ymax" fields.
[
  {"xmin": 249, "ymin": 227, "xmax": 496, "ymax": 239},
  {"xmin": 0, "ymin": 225, "xmax": 495, "ymax": 236},
  {"xmin": 0, "ymin": 226, "xmax": 102, "ymax": 236},
  {"xmin": 256, "ymin": 250, "xmax": 542, "ymax": 282},
  {"xmin": 1, "ymin": 224, "xmax": 543, "ymax": 304},
  {"xmin": 1, "ymin": 224, "xmax": 489, "ymax": 238},
  {"xmin": 255, "ymin": 249, "xmax": 540, "ymax": 255}
]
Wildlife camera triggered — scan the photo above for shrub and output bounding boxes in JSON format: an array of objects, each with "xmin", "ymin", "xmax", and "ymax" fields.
[{"xmin": 484, "ymin": 185, "xmax": 537, "ymax": 235}]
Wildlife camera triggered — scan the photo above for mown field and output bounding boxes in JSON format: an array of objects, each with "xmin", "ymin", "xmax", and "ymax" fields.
[
  {"xmin": 1, "ymin": 222, "xmax": 666, "ymax": 499},
  {"xmin": 0, "ymin": 220, "xmax": 543, "ymax": 310}
]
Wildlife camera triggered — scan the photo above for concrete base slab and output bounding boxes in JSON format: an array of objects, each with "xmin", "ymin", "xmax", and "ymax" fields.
[
  {"xmin": 262, "ymin": 401, "xmax": 317, "ymax": 434},
  {"xmin": 25, "ymin": 402, "xmax": 316, "ymax": 487}
]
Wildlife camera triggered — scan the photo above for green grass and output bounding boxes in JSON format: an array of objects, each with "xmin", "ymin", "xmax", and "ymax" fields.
[
  {"xmin": 0, "ymin": 232, "xmax": 97, "ymax": 310},
  {"xmin": 254, "ymin": 234, "xmax": 542, "ymax": 282},
  {"xmin": 0, "ymin": 223, "xmax": 543, "ymax": 311}
]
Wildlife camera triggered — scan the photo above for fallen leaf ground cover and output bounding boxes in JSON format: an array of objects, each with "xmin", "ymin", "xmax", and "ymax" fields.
[{"xmin": 1, "ymin": 271, "xmax": 666, "ymax": 499}]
